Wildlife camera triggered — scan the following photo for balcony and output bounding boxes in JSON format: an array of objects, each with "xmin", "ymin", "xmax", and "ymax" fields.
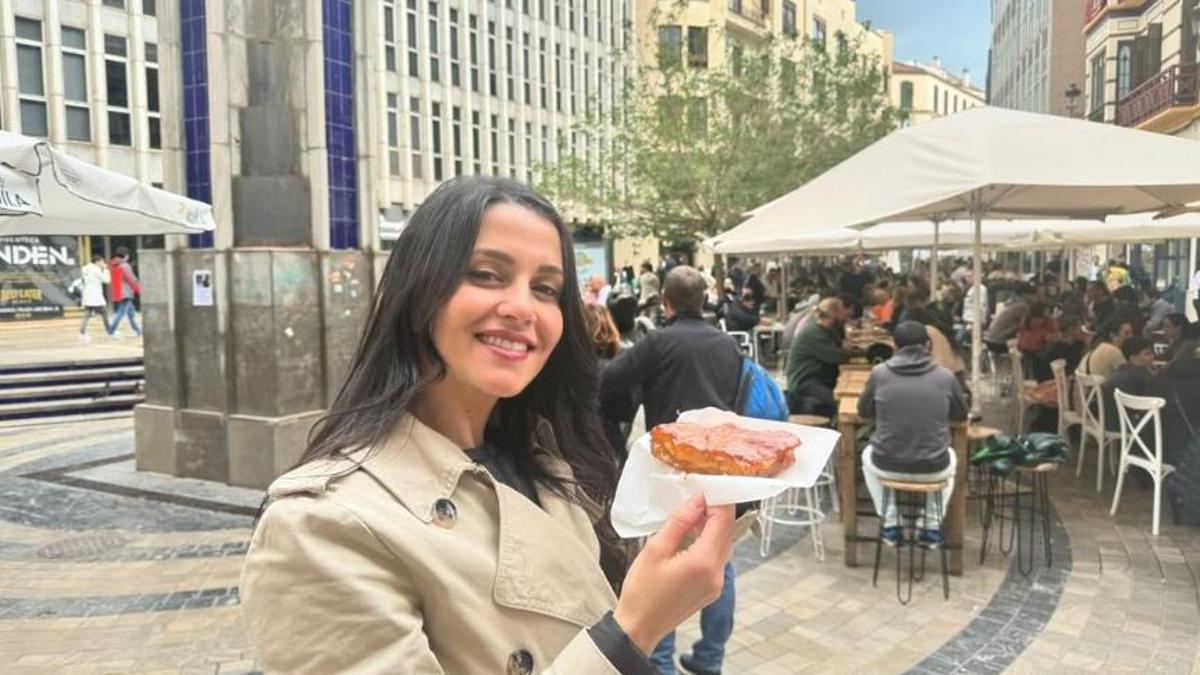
[
  {"xmin": 728, "ymin": 0, "xmax": 769, "ymax": 26},
  {"xmin": 1115, "ymin": 63, "xmax": 1200, "ymax": 130},
  {"xmin": 1084, "ymin": 0, "xmax": 1106, "ymax": 26}
]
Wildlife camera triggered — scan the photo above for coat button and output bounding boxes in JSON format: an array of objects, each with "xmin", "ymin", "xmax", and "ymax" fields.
[
  {"xmin": 433, "ymin": 498, "xmax": 457, "ymax": 528},
  {"xmin": 507, "ymin": 649, "xmax": 533, "ymax": 675}
]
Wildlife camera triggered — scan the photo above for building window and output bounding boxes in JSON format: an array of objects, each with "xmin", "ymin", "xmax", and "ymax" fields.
[
  {"xmin": 103, "ymin": 0, "xmax": 126, "ymax": 8},
  {"xmin": 387, "ymin": 93, "xmax": 401, "ymax": 175},
  {"xmin": 452, "ymin": 105, "xmax": 463, "ymax": 176},
  {"xmin": 428, "ymin": 2, "xmax": 440, "ymax": 82},
  {"xmin": 932, "ymin": 84, "xmax": 939, "ymax": 113},
  {"xmin": 449, "ymin": 9, "xmax": 460, "ymax": 86},
  {"xmin": 384, "ymin": 1, "xmax": 397, "ymax": 72},
  {"xmin": 812, "ymin": 16, "xmax": 826, "ymax": 49},
  {"xmin": 899, "ymin": 81, "xmax": 913, "ymax": 110},
  {"xmin": 15, "ymin": 18, "xmax": 47, "ymax": 138},
  {"xmin": 410, "ymin": 96, "xmax": 423, "ymax": 178},
  {"xmin": 472, "ymin": 111, "xmax": 482, "ymax": 174},
  {"xmin": 524, "ymin": 121, "xmax": 533, "ymax": 184},
  {"xmin": 142, "ymin": 0, "xmax": 157, "ymax": 17},
  {"xmin": 568, "ymin": 0, "xmax": 575, "ymax": 32},
  {"xmin": 569, "ymin": 48, "xmax": 577, "ymax": 114},
  {"xmin": 658, "ymin": 25, "xmax": 682, "ymax": 69},
  {"xmin": 469, "ymin": 14, "xmax": 480, "ymax": 92},
  {"xmin": 432, "ymin": 102, "xmax": 443, "ymax": 180},
  {"xmin": 943, "ymin": 90, "xmax": 948, "ymax": 114},
  {"xmin": 539, "ymin": 37, "xmax": 548, "ymax": 108},
  {"xmin": 104, "ymin": 34, "xmax": 131, "ymax": 146},
  {"xmin": 490, "ymin": 114, "xmax": 500, "ymax": 174},
  {"xmin": 1116, "ymin": 42, "xmax": 1132, "ymax": 99},
  {"xmin": 406, "ymin": 0, "xmax": 419, "ymax": 77},
  {"xmin": 145, "ymin": 42, "xmax": 161, "ymax": 148},
  {"xmin": 505, "ymin": 27, "xmax": 515, "ymax": 101},
  {"xmin": 731, "ymin": 44, "xmax": 744, "ymax": 77},
  {"xmin": 1089, "ymin": 50, "xmax": 1104, "ymax": 114},
  {"xmin": 507, "ymin": 118, "xmax": 517, "ymax": 178},
  {"xmin": 782, "ymin": 1, "xmax": 797, "ymax": 37},
  {"xmin": 687, "ymin": 27, "xmax": 708, "ymax": 68},
  {"xmin": 555, "ymin": 44, "xmax": 563, "ymax": 112},
  {"xmin": 523, "ymin": 32, "xmax": 532, "ymax": 104},
  {"xmin": 781, "ymin": 59, "xmax": 797, "ymax": 97},
  {"xmin": 61, "ymin": 26, "xmax": 90, "ymax": 141},
  {"xmin": 541, "ymin": 124, "xmax": 549, "ymax": 166},
  {"xmin": 488, "ymin": 21, "xmax": 498, "ymax": 96}
]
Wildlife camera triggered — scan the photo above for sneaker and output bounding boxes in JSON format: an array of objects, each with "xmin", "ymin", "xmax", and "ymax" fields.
[
  {"xmin": 678, "ymin": 654, "xmax": 720, "ymax": 675},
  {"xmin": 880, "ymin": 526, "xmax": 902, "ymax": 546},
  {"xmin": 919, "ymin": 529, "xmax": 945, "ymax": 549},
  {"xmin": 108, "ymin": 331, "xmax": 122, "ymax": 340}
]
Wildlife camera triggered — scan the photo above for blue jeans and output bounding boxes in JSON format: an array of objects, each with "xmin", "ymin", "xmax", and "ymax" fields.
[
  {"xmin": 108, "ymin": 298, "xmax": 141, "ymax": 336},
  {"xmin": 649, "ymin": 562, "xmax": 736, "ymax": 675}
]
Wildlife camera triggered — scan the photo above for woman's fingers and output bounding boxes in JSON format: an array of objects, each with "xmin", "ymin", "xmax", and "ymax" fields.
[
  {"xmin": 649, "ymin": 494, "xmax": 708, "ymax": 556},
  {"xmin": 691, "ymin": 504, "xmax": 736, "ymax": 560}
]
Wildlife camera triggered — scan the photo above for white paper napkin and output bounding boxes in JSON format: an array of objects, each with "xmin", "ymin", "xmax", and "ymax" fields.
[{"xmin": 611, "ymin": 407, "xmax": 842, "ymax": 538}]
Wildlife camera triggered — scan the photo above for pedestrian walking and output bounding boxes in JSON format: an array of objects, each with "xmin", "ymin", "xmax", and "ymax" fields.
[
  {"xmin": 241, "ymin": 177, "xmax": 734, "ymax": 674},
  {"xmin": 72, "ymin": 254, "xmax": 110, "ymax": 340},
  {"xmin": 106, "ymin": 247, "xmax": 142, "ymax": 338}
]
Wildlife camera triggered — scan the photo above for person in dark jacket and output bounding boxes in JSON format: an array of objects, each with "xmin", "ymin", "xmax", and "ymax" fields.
[
  {"xmin": 724, "ymin": 288, "xmax": 761, "ymax": 332},
  {"xmin": 785, "ymin": 297, "xmax": 848, "ymax": 418},
  {"xmin": 600, "ymin": 265, "xmax": 741, "ymax": 675},
  {"xmin": 584, "ymin": 304, "xmax": 637, "ymax": 465},
  {"xmin": 1102, "ymin": 336, "xmax": 1156, "ymax": 432},
  {"xmin": 857, "ymin": 322, "xmax": 969, "ymax": 547}
]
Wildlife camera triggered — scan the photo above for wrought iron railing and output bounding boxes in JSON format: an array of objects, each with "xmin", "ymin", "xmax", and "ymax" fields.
[{"xmin": 1115, "ymin": 63, "xmax": 1200, "ymax": 127}]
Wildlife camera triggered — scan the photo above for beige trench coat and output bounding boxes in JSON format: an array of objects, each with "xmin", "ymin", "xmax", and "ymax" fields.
[{"xmin": 241, "ymin": 414, "xmax": 623, "ymax": 674}]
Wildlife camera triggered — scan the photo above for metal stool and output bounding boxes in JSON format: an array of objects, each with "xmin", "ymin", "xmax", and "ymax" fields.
[
  {"xmin": 967, "ymin": 426, "xmax": 1002, "ymax": 524},
  {"xmin": 758, "ymin": 486, "xmax": 825, "ymax": 561},
  {"xmin": 979, "ymin": 463, "xmax": 1055, "ymax": 576},
  {"xmin": 789, "ymin": 414, "xmax": 838, "ymax": 514},
  {"xmin": 872, "ymin": 479, "xmax": 950, "ymax": 604}
]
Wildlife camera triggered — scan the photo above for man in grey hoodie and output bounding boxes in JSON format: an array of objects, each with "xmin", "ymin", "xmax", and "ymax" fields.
[{"xmin": 857, "ymin": 321, "xmax": 969, "ymax": 547}]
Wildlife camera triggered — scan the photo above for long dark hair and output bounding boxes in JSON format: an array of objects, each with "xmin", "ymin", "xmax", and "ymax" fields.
[{"xmin": 300, "ymin": 176, "xmax": 626, "ymax": 586}]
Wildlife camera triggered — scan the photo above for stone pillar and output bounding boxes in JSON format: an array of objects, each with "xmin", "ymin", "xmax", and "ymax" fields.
[{"xmin": 134, "ymin": 0, "xmax": 378, "ymax": 489}]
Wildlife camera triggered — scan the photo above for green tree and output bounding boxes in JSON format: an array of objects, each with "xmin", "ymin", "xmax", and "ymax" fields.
[{"xmin": 538, "ymin": 19, "xmax": 899, "ymax": 242}]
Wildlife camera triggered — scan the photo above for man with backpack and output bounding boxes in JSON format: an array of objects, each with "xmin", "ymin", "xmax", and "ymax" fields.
[{"xmin": 601, "ymin": 265, "xmax": 744, "ymax": 675}]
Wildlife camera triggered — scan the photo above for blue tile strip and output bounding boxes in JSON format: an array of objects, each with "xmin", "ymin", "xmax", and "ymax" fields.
[
  {"xmin": 181, "ymin": 0, "xmax": 214, "ymax": 248},
  {"xmin": 323, "ymin": 0, "xmax": 359, "ymax": 249}
]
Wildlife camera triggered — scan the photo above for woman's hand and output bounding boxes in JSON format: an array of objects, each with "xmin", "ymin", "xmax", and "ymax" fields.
[{"xmin": 611, "ymin": 495, "xmax": 735, "ymax": 654}]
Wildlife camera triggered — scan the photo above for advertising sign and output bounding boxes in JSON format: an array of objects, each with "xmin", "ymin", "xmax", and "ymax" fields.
[
  {"xmin": 573, "ymin": 240, "xmax": 610, "ymax": 291},
  {"xmin": 0, "ymin": 236, "xmax": 80, "ymax": 320}
]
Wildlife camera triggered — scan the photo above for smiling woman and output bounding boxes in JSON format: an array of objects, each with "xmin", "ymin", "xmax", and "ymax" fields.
[{"xmin": 239, "ymin": 176, "xmax": 735, "ymax": 674}]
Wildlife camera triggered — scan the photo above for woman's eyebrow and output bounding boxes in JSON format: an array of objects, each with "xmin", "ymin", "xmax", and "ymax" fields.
[{"xmin": 476, "ymin": 247, "xmax": 563, "ymax": 276}]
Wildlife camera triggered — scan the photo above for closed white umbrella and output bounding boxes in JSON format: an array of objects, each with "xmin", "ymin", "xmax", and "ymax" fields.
[
  {"xmin": 0, "ymin": 130, "xmax": 215, "ymax": 236},
  {"xmin": 712, "ymin": 106, "xmax": 1200, "ymax": 406}
]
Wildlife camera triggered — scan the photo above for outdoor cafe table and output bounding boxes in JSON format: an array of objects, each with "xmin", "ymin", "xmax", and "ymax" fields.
[{"xmin": 833, "ymin": 365, "xmax": 970, "ymax": 575}]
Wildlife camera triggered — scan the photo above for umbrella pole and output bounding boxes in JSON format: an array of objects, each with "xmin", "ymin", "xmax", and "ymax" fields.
[{"xmin": 971, "ymin": 206, "xmax": 984, "ymax": 416}]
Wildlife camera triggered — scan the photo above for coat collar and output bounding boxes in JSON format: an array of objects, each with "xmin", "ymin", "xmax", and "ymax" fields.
[{"xmin": 354, "ymin": 413, "xmax": 615, "ymax": 626}]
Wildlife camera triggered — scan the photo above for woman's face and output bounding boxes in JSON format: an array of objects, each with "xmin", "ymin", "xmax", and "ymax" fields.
[
  {"xmin": 429, "ymin": 203, "xmax": 565, "ymax": 401},
  {"xmin": 1113, "ymin": 322, "xmax": 1134, "ymax": 348}
]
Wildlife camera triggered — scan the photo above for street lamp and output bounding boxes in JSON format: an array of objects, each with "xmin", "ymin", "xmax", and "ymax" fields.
[{"xmin": 1064, "ymin": 83, "xmax": 1081, "ymax": 118}]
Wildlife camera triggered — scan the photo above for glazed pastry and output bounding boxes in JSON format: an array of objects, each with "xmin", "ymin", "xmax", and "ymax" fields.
[{"xmin": 650, "ymin": 422, "xmax": 799, "ymax": 477}]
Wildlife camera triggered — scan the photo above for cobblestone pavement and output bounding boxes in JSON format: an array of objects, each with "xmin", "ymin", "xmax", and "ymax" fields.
[{"xmin": 1, "ymin": 403, "xmax": 1199, "ymax": 673}]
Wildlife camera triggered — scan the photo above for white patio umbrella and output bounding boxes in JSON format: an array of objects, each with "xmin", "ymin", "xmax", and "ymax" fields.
[
  {"xmin": 712, "ymin": 106, "xmax": 1200, "ymax": 403},
  {"xmin": 0, "ymin": 130, "xmax": 215, "ymax": 236}
]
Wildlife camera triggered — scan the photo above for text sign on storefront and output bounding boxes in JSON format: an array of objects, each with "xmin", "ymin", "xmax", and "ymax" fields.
[{"xmin": 0, "ymin": 236, "xmax": 79, "ymax": 320}]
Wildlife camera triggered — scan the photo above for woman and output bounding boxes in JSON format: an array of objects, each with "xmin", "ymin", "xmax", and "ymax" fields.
[
  {"xmin": 1017, "ymin": 302, "xmax": 1058, "ymax": 382},
  {"xmin": 241, "ymin": 177, "xmax": 733, "ymax": 674},
  {"xmin": 1076, "ymin": 318, "xmax": 1134, "ymax": 380},
  {"xmin": 584, "ymin": 303, "xmax": 637, "ymax": 465}
]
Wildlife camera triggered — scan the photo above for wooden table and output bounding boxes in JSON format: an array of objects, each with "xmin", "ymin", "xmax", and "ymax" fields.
[{"xmin": 834, "ymin": 367, "xmax": 969, "ymax": 575}]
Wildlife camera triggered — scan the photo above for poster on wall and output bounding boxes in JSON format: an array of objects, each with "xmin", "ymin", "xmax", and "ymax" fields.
[
  {"xmin": 192, "ymin": 270, "xmax": 214, "ymax": 306},
  {"xmin": 0, "ymin": 236, "xmax": 79, "ymax": 321},
  {"xmin": 573, "ymin": 240, "xmax": 610, "ymax": 292}
]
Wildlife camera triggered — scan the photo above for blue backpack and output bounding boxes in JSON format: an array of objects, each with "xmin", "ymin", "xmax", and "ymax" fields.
[{"xmin": 733, "ymin": 357, "xmax": 789, "ymax": 421}]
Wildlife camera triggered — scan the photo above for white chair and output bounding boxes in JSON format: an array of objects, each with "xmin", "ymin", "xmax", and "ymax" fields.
[
  {"xmin": 1050, "ymin": 359, "xmax": 1083, "ymax": 445},
  {"xmin": 1007, "ymin": 340, "xmax": 1039, "ymax": 434},
  {"xmin": 1076, "ymin": 374, "xmax": 1120, "ymax": 493},
  {"xmin": 1110, "ymin": 390, "xmax": 1176, "ymax": 536},
  {"xmin": 727, "ymin": 330, "xmax": 755, "ymax": 361}
]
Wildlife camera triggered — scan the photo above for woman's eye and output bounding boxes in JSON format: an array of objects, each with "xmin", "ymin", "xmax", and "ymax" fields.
[
  {"xmin": 468, "ymin": 269, "xmax": 502, "ymax": 283},
  {"xmin": 534, "ymin": 284, "xmax": 561, "ymax": 300}
]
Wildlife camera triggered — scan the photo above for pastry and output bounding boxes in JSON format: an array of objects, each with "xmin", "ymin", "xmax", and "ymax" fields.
[{"xmin": 650, "ymin": 422, "xmax": 799, "ymax": 477}]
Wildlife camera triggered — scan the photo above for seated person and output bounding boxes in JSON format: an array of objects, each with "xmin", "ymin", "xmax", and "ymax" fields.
[
  {"xmin": 1145, "ymin": 287, "xmax": 1174, "ymax": 333},
  {"xmin": 857, "ymin": 322, "xmax": 969, "ymax": 547},
  {"xmin": 1102, "ymin": 336, "xmax": 1156, "ymax": 432},
  {"xmin": 1018, "ymin": 302, "xmax": 1059, "ymax": 382},
  {"xmin": 1154, "ymin": 341, "xmax": 1200, "ymax": 466},
  {"xmin": 985, "ymin": 283, "xmax": 1035, "ymax": 350},
  {"xmin": 724, "ymin": 288, "xmax": 761, "ymax": 332},
  {"xmin": 786, "ymin": 297, "xmax": 848, "ymax": 418},
  {"xmin": 1161, "ymin": 313, "xmax": 1192, "ymax": 362},
  {"xmin": 867, "ymin": 288, "xmax": 895, "ymax": 326},
  {"xmin": 1045, "ymin": 320, "xmax": 1087, "ymax": 375},
  {"xmin": 1076, "ymin": 319, "xmax": 1134, "ymax": 380}
]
